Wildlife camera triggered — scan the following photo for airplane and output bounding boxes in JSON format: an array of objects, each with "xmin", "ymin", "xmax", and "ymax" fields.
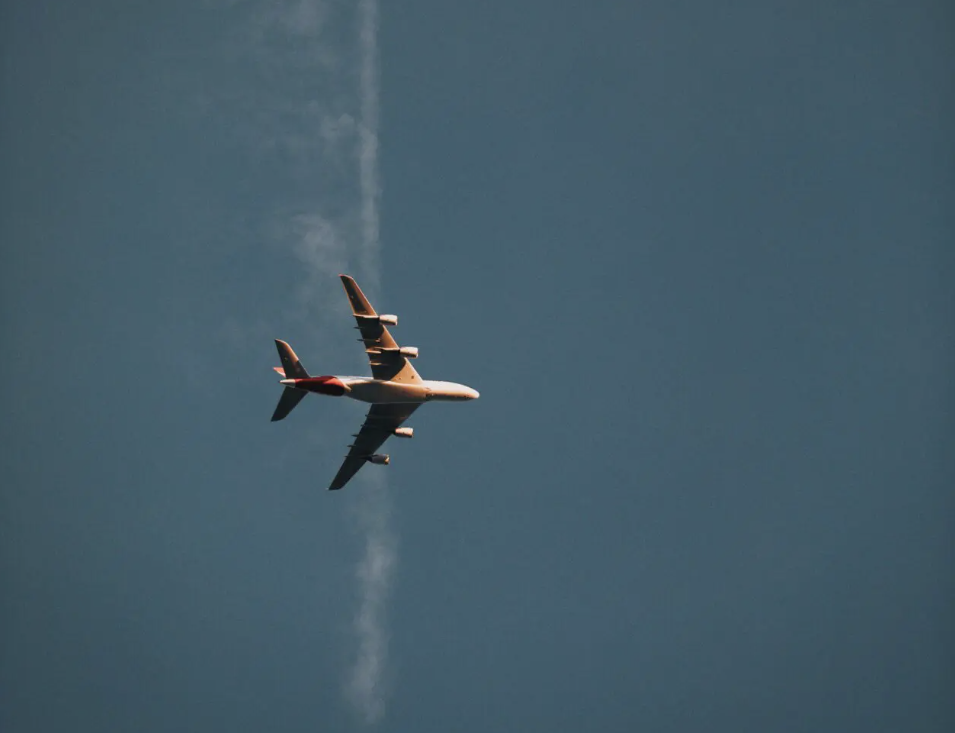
[{"xmin": 270, "ymin": 274, "xmax": 480, "ymax": 490}]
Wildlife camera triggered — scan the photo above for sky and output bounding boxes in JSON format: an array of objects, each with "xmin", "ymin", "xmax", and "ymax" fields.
[{"xmin": 2, "ymin": 1, "xmax": 954, "ymax": 731}]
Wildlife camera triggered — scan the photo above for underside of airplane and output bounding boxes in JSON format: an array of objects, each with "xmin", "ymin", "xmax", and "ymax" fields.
[{"xmin": 270, "ymin": 274, "xmax": 479, "ymax": 490}]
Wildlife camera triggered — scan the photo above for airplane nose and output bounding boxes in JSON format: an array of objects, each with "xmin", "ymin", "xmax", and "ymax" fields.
[{"xmin": 469, "ymin": 388, "xmax": 480, "ymax": 400}]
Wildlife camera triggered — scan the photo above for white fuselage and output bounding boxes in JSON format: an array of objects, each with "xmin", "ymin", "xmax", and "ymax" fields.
[{"xmin": 338, "ymin": 377, "xmax": 479, "ymax": 404}]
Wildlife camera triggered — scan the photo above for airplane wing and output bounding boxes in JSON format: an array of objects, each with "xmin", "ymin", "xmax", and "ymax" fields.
[
  {"xmin": 340, "ymin": 274, "xmax": 422, "ymax": 384},
  {"xmin": 328, "ymin": 402, "xmax": 420, "ymax": 490}
]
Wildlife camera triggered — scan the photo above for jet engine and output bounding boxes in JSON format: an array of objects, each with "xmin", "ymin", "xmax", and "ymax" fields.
[
  {"xmin": 357, "ymin": 313, "xmax": 398, "ymax": 326},
  {"xmin": 367, "ymin": 454, "xmax": 390, "ymax": 465},
  {"xmin": 393, "ymin": 427, "xmax": 414, "ymax": 438},
  {"xmin": 399, "ymin": 346, "xmax": 419, "ymax": 359}
]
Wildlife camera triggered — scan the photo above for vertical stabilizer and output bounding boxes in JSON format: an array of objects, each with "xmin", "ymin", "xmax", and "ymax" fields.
[
  {"xmin": 275, "ymin": 339, "xmax": 310, "ymax": 379},
  {"xmin": 271, "ymin": 340, "xmax": 310, "ymax": 421}
]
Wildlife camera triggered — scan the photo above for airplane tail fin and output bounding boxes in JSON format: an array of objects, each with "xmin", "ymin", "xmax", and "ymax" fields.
[
  {"xmin": 274, "ymin": 339, "xmax": 310, "ymax": 379},
  {"xmin": 270, "ymin": 339, "xmax": 310, "ymax": 422},
  {"xmin": 271, "ymin": 387, "xmax": 307, "ymax": 422}
]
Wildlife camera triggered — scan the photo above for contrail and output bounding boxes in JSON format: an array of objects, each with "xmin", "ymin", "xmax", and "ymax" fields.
[
  {"xmin": 346, "ymin": 0, "xmax": 396, "ymax": 725},
  {"xmin": 357, "ymin": 0, "xmax": 381, "ymax": 293},
  {"xmin": 212, "ymin": 0, "xmax": 394, "ymax": 721},
  {"xmin": 346, "ymin": 473, "xmax": 395, "ymax": 724}
]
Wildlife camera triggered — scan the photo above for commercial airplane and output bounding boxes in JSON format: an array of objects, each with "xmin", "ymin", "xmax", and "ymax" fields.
[{"xmin": 270, "ymin": 274, "xmax": 480, "ymax": 490}]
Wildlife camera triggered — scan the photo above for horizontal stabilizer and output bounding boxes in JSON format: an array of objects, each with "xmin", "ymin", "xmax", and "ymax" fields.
[
  {"xmin": 271, "ymin": 386, "xmax": 307, "ymax": 422},
  {"xmin": 273, "ymin": 366, "xmax": 286, "ymax": 377}
]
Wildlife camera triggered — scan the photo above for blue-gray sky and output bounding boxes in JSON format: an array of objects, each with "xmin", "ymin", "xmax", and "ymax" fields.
[{"xmin": 2, "ymin": 1, "xmax": 953, "ymax": 731}]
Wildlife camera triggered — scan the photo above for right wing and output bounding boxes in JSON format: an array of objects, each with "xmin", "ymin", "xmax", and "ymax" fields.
[
  {"xmin": 328, "ymin": 402, "xmax": 420, "ymax": 490},
  {"xmin": 340, "ymin": 274, "xmax": 422, "ymax": 384}
]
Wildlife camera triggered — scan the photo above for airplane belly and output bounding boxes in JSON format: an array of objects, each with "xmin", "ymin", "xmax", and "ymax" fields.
[{"xmin": 345, "ymin": 379, "xmax": 428, "ymax": 404}]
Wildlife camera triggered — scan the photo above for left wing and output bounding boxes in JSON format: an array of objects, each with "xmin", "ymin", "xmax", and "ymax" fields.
[
  {"xmin": 328, "ymin": 403, "xmax": 420, "ymax": 490},
  {"xmin": 340, "ymin": 274, "xmax": 422, "ymax": 384}
]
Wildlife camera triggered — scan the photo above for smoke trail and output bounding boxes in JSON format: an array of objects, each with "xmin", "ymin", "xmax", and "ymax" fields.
[{"xmin": 346, "ymin": 0, "xmax": 396, "ymax": 725}]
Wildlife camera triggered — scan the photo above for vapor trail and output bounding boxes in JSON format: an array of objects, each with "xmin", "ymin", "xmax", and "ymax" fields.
[
  {"xmin": 215, "ymin": 0, "xmax": 394, "ymax": 721},
  {"xmin": 346, "ymin": 0, "xmax": 395, "ymax": 725},
  {"xmin": 357, "ymin": 0, "xmax": 381, "ymax": 292}
]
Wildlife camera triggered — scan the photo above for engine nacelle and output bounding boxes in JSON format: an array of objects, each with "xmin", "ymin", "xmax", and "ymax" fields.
[
  {"xmin": 393, "ymin": 427, "xmax": 414, "ymax": 438},
  {"xmin": 358, "ymin": 313, "xmax": 398, "ymax": 326},
  {"xmin": 399, "ymin": 346, "xmax": 419, "ymax": 359},
  {"xmin": 367, "ymin": 454, "xmax": 390, "ymax": 465}
]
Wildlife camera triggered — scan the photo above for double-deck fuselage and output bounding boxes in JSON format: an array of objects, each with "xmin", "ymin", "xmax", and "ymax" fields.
[{"xmin": 279, "ymin": 376, "xmax": 479, "ymax": 404}]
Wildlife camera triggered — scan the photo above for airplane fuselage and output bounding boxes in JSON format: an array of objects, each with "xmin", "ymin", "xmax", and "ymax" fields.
[{"xmin": 280, "ymin": 376, "xmax": 479, "ymax": 404}]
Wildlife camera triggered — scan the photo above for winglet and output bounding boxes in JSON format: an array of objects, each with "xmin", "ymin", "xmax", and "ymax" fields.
[{"xmin": 340, "ymin": 274, "xmax": 376, "ymax": 316}]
